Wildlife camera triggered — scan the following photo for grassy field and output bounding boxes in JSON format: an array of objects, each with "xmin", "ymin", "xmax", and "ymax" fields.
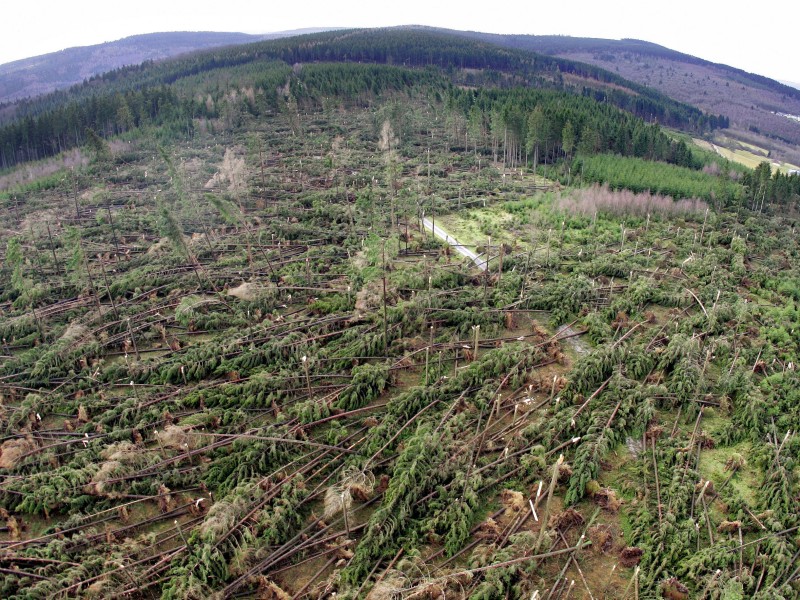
[
  {"xmin": 435, "ymin": 205, "xmax": 517, "ymax": 250},
  {"xmin": 693, "ymin": 133, "xmax": 800, "ymax": 173}
]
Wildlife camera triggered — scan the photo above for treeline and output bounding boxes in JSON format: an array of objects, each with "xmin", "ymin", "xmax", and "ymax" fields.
[
  {"xmin": 288, "ymin": 63, "xmax": 447, "ymax": 105},
  {"xmin": 0, "ymin": 28, "xmax": 725, "ymax": 169},
  {"xmin": 0, "ymin": 29, "xmax": 534, "ymax": 126},
  {"xmin": 540, "ymin": 55, "xmax": 721, "ymax": 130},
  {"xmin": 0, "ymin": 61, "xmax": 440, "ymax": 168},
  {"xmin": 741, "ymin": 161, "xmax": 800, "ymax": 209},
  {"xmin": 447, "ymin": 87, "xmax": 699, "ymax": 168},
  {"xmin": 581, "ymin": 86, "xmax": 729, "ymax": 131},
  {"xmin": 447, "ymin": 86, "xmax": 799, "ymax": 210},
  {"xmin": 0, "ymin": 86, "xmax": 184, "ymax": 167},
  {"xmin": 213, "ymin": 28, "xmax": 717, "ymax": 132},
  {"xmin": 229, "ymin": 28, "xmax": 715, "ymax": 132}
]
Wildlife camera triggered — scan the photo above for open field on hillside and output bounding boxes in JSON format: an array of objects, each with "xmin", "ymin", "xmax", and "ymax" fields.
[{"xmin": 692, "ymin": 134, "xmax": 800, "ymax": 174}]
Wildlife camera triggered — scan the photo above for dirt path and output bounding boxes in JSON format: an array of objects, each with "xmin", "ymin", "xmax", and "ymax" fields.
[{"xmin": 422, "ymin": 217, "xmax": 487, "ymax": 271}]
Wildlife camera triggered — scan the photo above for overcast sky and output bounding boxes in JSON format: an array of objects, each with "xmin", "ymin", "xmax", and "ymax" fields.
[{"xmin": 3, "ymin": 0, "xmax": 797, "ymax": 84}]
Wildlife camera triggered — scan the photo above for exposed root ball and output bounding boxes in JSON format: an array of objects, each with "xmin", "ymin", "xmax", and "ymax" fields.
[
  {"xmin": 157, "ymin": 484, "xmax": 173, "ymax": 513},
  {"xmin": 695, "ymin": 479, "xmax": 715, "ymax": 498},
  {"xmin": 724, "ymin": 453, "xmax": 746, "ymax": 471},
  {"xmin": 85, "ymin": 460, "xmax": 124, "ymax": 496},
  {"xmin": 645, "ymin": 424, "xmax": 664, "ymax": 442},
  {"xmin": 476, "ymin": 517, "xmax": 502, "ymax": 541},
  {"xmin": 350, "ymin": 481, "xmax": 373, "ymax": 502},
  {"xmin": 376, "ymin": 474, "xmax": 390, "ymax": 495},
  {"xmin": 697, "ymin": 431, "xmax": 716, "ymax": 449},
  {"xmin": 324, "ymin": 468, "xmax": 375, "ymax": 519},
  {"xmin": 156, "ymin": 425, "xmax": 196, "ymax": 451},
  {"xmin": 255, "ymin": 577, "xmax": 291, "ymax": 599},
  {"xmin": 323, "ymin": 487, "xmax": 352, "ymax": 520},
  {"xmin": 619, "ymin": 546, "xmax": 643, "ymax": 567},
  {"xmin": 366, "ymin": 571, "xmax": 407, "ymax": 600},
  {"xmin": 407, "ymin": 582, "xmax": 445, "ymax": 599},
  {"xmin": 355, "ymin": 279, "xmax": 390, "ymax": 313},
  {"xmin": 500, "ymin": 489, "xmax": 526, "ymax": 513},
  {"xmin": 557, "ymin": 461, "xmax": 573, "ymax": 482},
  {"xmin": 227, "ymin": 282, "xmax": 266, "ymax": 301},
  {"xmin": 0, "ymin": 437, "xmax": 37, "ymax": 469},
  {"xmin": 661, "ymin": 577, "xmax": 689, "ymax": 600},
  {"xmin": 550, "ymin": 507, "xmax": 585, "ymax": 532},
  {"xmin": 611, "ymin": 311, "xmax": 629, "ymax": 329},
  {"xmin": 717, "ymin": 520, "xmax": 742, "ymax": 533},
  {"xmin": 588, "ymin": 525, "xmax": 615, "ymax": 553},
  {"xmin": 593, "ymin": 487, "xmax": 623, "ymax": 512}
]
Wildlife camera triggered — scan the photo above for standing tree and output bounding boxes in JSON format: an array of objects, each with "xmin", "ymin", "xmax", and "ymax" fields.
[
  {"xmin": 85, "ymin": 127, "xmax": 111, "ymax": 163},
  {"xmin": 467, "ymin": 105, "xmax": 484, "ymax": 155},
  {"xmin": 526, "ymin": 106, "xmax": 549, "ymax": 170},
  {"xmin": 562, "ymin": 120, "xmax": 575, "ymax": 159},
  {"xmin": 490, "ymin": 109, "xmax": 504, "ymax": 164}
]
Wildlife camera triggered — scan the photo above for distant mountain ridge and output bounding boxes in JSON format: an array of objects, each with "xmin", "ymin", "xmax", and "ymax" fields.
[
  {"xmin": 461, "ymin": 33, "xmax": 800, "ymax": 100},
  {"xmin": 0, "ymin": 30, "xmax": 341, "ymax": 104},
  {"xmin": 0, "ymin": 32, "xmax": 263, "ymax": 102}
]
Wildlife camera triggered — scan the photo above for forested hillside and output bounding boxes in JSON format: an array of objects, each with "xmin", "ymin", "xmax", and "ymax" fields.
[
  {"xmin": 0, "ymin": 27, "xmax": 799, "ymax": 600},
  {"xmin": 0, "ymin": 28, "xmax": 725, "ymax": 170},
  {"xmin": 452, "ymin": 30, "xmax": 800, "ymax": 165}
]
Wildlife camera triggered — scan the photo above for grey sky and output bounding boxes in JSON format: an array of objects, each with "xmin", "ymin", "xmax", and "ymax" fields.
[{"xmin": 2, "ymin": 0, "xmax": 797, "ymax": 84}]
